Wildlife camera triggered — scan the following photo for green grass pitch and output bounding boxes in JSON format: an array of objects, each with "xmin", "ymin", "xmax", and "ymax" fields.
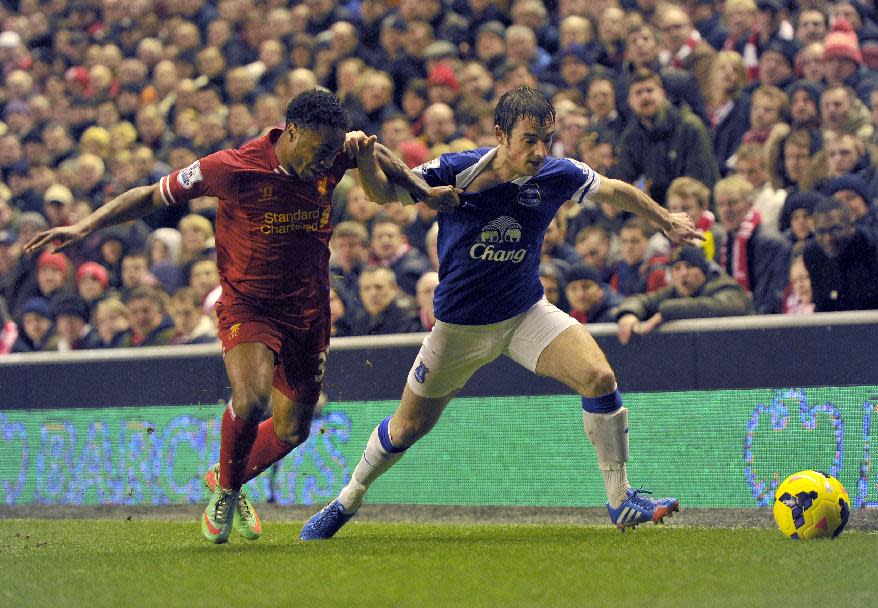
[{"xmin": 1, "ymin": 519, "xmax": 877, "ymax": 607}]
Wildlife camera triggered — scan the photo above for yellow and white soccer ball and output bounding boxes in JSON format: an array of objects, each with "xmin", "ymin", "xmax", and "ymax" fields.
[{"xmin": 773, "ymin": 470, "xmax": 850, "ymax": 540}]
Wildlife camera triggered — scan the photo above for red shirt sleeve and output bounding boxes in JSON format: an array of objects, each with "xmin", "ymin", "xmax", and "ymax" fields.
[{"xmin": 158, "ymin": 151, "xmax": 235, "ymax": 206}]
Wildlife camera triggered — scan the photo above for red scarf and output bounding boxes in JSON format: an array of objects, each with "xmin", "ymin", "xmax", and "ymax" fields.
[
  {"xmin": 724, "ymin": 31, "xmax": 759, "ymax": 81},
  {"xmin": 722, "ymin": 208, "xmax": 761, "ymax": 291},
  {"xmin": 671, "ymin": 31, "xmax": 701, "ymax": 70}
]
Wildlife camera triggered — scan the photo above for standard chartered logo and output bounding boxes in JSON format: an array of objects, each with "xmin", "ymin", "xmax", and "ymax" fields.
[
  {"xmin": 470, "ymin": 216, "xmax": 527, "ymax": 263},
  {"xmin": 260, "ymin": 209, "xmax": 330, "ymax": 235}
]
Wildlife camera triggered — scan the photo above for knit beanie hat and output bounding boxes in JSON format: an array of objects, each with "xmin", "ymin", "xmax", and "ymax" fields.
[{"xmin": 823, "ymin": 18, "xmax": 863, "ymax": 64}]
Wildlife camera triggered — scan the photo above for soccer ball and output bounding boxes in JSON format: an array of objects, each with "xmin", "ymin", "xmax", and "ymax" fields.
[{"xmin": 772, "ymin": 470, "xmax": 850, "ymax": 540}]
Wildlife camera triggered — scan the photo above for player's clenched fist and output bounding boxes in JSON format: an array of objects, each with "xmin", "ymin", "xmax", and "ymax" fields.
[{"xmin": 422, "ymin": 185, "xmax": 462, "ymax": 213}]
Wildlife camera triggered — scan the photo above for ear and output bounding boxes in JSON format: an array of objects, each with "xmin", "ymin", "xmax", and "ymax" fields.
[
  {"xmin": 494, "ymin": 124, "xmax": 506, "ymax": 145},
  {"xmin": 286, "ymin": 123, "xmax": 297, "ymax": 141}
]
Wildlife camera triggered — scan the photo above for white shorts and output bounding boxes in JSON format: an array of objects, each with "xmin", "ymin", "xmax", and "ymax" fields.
[{"xmin": 406, "ymin": 298, "xmax": 579, "ymax": 398}]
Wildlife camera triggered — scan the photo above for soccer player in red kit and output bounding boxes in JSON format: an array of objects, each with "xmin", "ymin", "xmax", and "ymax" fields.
[{"xmin": 26, "ymin": 89, "xmax": 459, "ymax": 544}]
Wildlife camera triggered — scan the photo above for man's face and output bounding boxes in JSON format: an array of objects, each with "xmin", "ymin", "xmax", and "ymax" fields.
[
  {"xmin": 823, "ymin": 57, "xmax": 857, "ymax": 86},
  {"xmin": 121, "ymin": 256, "xmax": 148, "ymax": 289},
  {"xmin": 625, "ymin": 29, "xmax": 658, "ymax": 66},
  {"xmin": 790, "ymin": 90, "xmax": 817, "ymax": 125},
  {"xmin": 667, "ymin": 194, "xmax": 703, "ymax": 223},
  {"xmin": 576, "ymin": 234, "xmax": 609, "ymax": 269},
  {"xmin": 56, "ymin": 314, "xmax": 85, "ymax": 343},
  {"xmin": 833, "ymin": 189, "xmax": 869, "ymax": 221},
  {"xmin": 716, "ymin": 191, "xmax": 752, "ymax": 233},
  {"xmin": 587, "ymin": 80, "xmax": 615, "ymax": 118},
  {"xmin": 758, "ymin": 51, "xmax": 792, "ymax": 86},
  {"xmin": 814, "ymin": 209, "xmax": 855, "ymax": 258},
  {"xmin": 821, "ymin": 89, "xmax": 852, "ymax": 128},
  {"xmin": 749, "ymin": 95, "xmax": 781, "ymax": 131},
  {"xmin": 671, "ymin": 261, "xmax": 707, "ymax": 296},
  {"xmin": 620, "ymin": 227, "xmax": 648, "ymax": 265},
  {"xmin": 290, "ymin": 124, "xmax": 345, "ymax": 180},
  {"xmin": 128, "ymin": 297, "xmax": 162, "ymax": 336},
  {"xmin": 628, "ymin": 79, "xmax": 666, "ymax": 120},
  {"xmin": 170, "ymin": 301, "xmax": 200, "ymax": 335},
  {"xmin": 565, "ymin": 279, "xmax": 603, "ymax": 314},
  {"xmin": 190, "ymin": 260, "xmax": 220, "ymax": 297},
  {"xmin": 497, "ymin": 115, "xmax": 554, "ymax": 177},
  {"xmin": 332, "ymin": 235, "xmax": 368, "ymax": 269},
  {"xmin": 359, "ymin": 270, "xmax": 397, "ymax": 315},
  {"xmin": 381, "ymin": 118, "xmax": 411, "ymax": 150},
  {"xmin": 796, "ymin": 10, "xmax": 827, "ymax": 45},
  {"xmin": 371, "ymin": 223, "xmax": 404, "ymax": 260},
  {"xmin": 827, "ymin": 136, "xmax": 860, "ymax": 176},
  {"xmin": 658, "ymin": 11, "xmax": 690, "ymax": 54},
  {"xmin": 540, "ymin": 276, "xmax": 560, "ymax": 305},
  {"xmin": 783, "ymin": 142, "xmax": 811, "ymax": 183}
]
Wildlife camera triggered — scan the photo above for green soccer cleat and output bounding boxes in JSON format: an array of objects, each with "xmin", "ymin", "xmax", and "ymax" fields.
[
  {"xmin": 201, "ymin": 485, "xmax": 239, "ymax": 544},
  {"xmin": 204, "ymin": 464, "xmax": 262, "ymax": 541}
]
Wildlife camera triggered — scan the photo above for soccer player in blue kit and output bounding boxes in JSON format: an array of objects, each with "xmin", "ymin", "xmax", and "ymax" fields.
[{"xmin": 302, "ymin": 87, "xmax": 704, "ymax": 538}]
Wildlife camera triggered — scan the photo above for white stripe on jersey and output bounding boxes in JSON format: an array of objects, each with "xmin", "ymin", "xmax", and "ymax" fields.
[
  {"xmin": 159, "ymin": 176, "xmax": 177, "ymax": 206},
  {"xmin": 455, "ymin": 147, "xmax": 497, "ymax": 189}
]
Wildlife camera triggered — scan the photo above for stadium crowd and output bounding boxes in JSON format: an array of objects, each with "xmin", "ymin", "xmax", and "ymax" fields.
[{"xmin": 2, "ymin": 0, "xmax": 878, "ymax": 354}]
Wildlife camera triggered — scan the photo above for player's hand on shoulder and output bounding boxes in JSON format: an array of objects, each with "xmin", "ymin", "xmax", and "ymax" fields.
[
  {"xmin": 663, "ymin": 211, "xmax": 705, "ymax": 246},
  {"xmin": 24, "ymin": 224, "xmax": 89, "ymax": 254},
  {"xmin": 423, "ymin": 185, "xmax": 463, "ymax": 213}
]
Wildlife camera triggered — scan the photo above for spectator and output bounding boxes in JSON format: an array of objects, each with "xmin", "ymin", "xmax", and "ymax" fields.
[
  {"xmin": 822, "ymin": 18, "xmax": 878, "ymax": 105},
  {"xmin": 786, "ymin": 80, "xmax": 822, "ymax": 132},
  {"xmin": 539, "ymin": 261, "xmax": 567, "ymax": 310},
  {"xmin": 819, "ymin": 84, "xmax": 873, "ymax": 142},
  {"xmin": 42, "ymin": 184, "xmax": 74, "ymax": 229},
  {"xmin": 330, "ymin": 221, "xmax": 371, "ymax": 310},
  {"xmin": 778, "ymin": 191, "xmax": 821, "ymax": 255},
  {"xmin": 714, "ymin": 174, "xmax": 791, "ymax": 313},
  {"xmin": 783, "ymin": 255, "xmax": 815, "ymax": 314},
  {"xmin": 803, "ymin": 198, "xmax": 878, "ymax": 311},
  {"xmin": 666, "ymin": 176, "xmax": 724, "ymax": 261},
  {"xmin": 169, "ymin": 287, "xmax": 217, "ymax": 345},
  {"xmin": 796, "ymin": 8, "xmax": 829, "ymax": 46},
  {"xmin": 341, "ymin": 184, "xmax": 381, "ymax": 229},
  {"xmin": 741, "ymin": 85, "xmax": 788, "ymax": 145},
  {"xmin": 618, "ymin": 69, "xmax": 718, "ymax": 205},
  {"xmin": 120, "ymin": 250, "xmax": 154, "ymax": 299},
  {"xmin": 825, "ymin": 174, "xmax": 878, "ymax": 238},
  {"xmin": 616, "ymin": 246, "xmax": 753, "ymax": 344},
  {"xmin": 35, "ymin": 249, "xmax": 73, "ymax": 303},
  {"xmin": 369, "ymin": 218, "xmax": 430, "ymax": 297},
  {"xmin": 146, "ymin": 227, "xmax": 183, "ymax": 293},
  {"xmin": 542, "ymin": 213, "xmax": 580, "ymax": 268},
  {"xmin": 329, "ymin": 286, "xmax": 351, "ymax": 337},
  {"xmin": 177, "ymin": 213, "xmax": 215, "ymax": 268},
  {"xmin": 76, "ymin": 261, "xmax": 110, "ymax": 311},
  {"xmin": 732, "ymin": 142, "xmax": 787, "ymax": 237},
  {"xmin": 51, "ymin": 291, "xmax": 100, "ymax": 351},
  {"xmin": 573, "ymin": 225, "xmax": 615, "ymax": 283},
  {"xmin": 657, "ymin": 4, "xmax": 716, "ymax": 96},
  {"xmin": 610, "ymin": 218, "xmax": 669, "ymax": 296},
  {"xmin": 12, "ymin": 296, "xmax": 56, "ymax": 352},
  {"xmin": 120, "ymin": 286, "xmax": 175, "ymax": 347},
  {"xmin": 706, "ymin": 51, "xmax": 750, "ymax": 175},
  {"xmin": 563, "ymin": 262, "xmax": 621, "ymax": 324},
  {"xmin": 93, "ymin": 297, "xmax": 129, "ymax": 348},
  {"xmin": 347, "ymin": 266, "xmax": 420, "ymax": 335},
  {"xmin": 415, "ymin": 271, "xmax": 439, "ymax": 331},
  {"xmin": 766, "ymin": 126, "xmax": 822, "ymax": 193},
  {"xmin": 189, "ymin": 257, "xmax": 221, "ymax": 307}
]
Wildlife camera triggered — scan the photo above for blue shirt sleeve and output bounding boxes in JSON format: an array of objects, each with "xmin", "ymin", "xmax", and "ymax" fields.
[
  {"xmin": 559, "ymin": 157, "xmax": 602, "ymax": 205},
  {"xmin": 412, "ymin": 155, "xmax": 455, "ymax": 188}
]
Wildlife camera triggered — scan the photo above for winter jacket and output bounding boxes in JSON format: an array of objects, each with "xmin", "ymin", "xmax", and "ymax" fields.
[
  {"xmin": 802, "ymin": 229, "xmax": 878, "ymax": 312},
  {"xmin": 716, "ymin": 225, "xmax": 791, "ymax": 314},
  {"xmin": 619, "ymin": 103, "xmax": 720, "ymax": 205},
  {"xmin": 615, "ymin": 272, "xmax": 754, "ymax": 321}
]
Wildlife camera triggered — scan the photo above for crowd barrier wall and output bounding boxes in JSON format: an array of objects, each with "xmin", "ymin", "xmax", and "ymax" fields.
[{"xmin": 1, "ymin": 312, "xmax": 876, "ymax": 508}]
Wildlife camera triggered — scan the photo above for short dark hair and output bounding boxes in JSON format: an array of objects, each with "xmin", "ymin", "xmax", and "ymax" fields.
[
  {"xmin": 630, "ymin": 68, "xmax": 662, "ymax": 88},
  {"xmin": 494, "ymin": 86, "xmax": 555, "ymax": 136},
  {"xmin": 285, "ymin": 89, "xmax": 350, "ymax": 130}
]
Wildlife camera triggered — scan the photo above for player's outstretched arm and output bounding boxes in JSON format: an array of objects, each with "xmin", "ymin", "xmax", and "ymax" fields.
[
  {"xmin": 25, "ymin": 184, "xmax": 164, "ymax": 254},
  {"xmin": 372, "ymin": 143, "xmax": 461, "ymax": 212},
  {"xmin": 592, "ymin": 178, "xmax": 704, "ymax": 246}
]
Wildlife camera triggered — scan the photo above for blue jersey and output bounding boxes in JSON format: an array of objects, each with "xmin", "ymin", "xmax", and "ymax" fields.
[{"xmin": 415, "ymin": 147, "xmax": 602, "ymax": 324}]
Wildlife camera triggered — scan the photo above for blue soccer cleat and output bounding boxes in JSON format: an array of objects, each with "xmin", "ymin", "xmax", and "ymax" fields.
[
  {"xmin": 300, "ymin": 499, "xmax": 356, "ymax": 540},
  {"xmin": 607, "ymin": 488, "xmax": 680, "ymax": 531}
]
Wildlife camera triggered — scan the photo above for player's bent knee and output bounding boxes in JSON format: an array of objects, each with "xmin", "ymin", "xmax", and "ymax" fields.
[
  {"xmin": 585, "ymin": 368, "xmax": 616, "ymax": 398},
  {"xmin": 231, "ymin": 389, "xmax": 272, "ymax": 421},
  {"xmin": 273, "ymin": 416, "xmax": 312, "ymax": 447}
]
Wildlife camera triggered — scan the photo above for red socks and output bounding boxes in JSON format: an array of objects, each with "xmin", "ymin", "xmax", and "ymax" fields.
[
  {"xmin": 218, "ymin": 405, "xmax": 259, "ymax": 491},
  {"xmin": 241, "ymin": 418, "xmax": 295, "ymax": 484}
]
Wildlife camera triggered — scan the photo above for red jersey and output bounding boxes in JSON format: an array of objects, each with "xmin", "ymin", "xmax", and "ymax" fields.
[{"xmin": 159, "ymin": 129, "xmax": 354, "ymax": 329}]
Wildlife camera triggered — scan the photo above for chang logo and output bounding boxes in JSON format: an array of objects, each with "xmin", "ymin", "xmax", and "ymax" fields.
[{"xmin": 470, "ymin": 216, "xmax": 527, "ymax": 263}]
